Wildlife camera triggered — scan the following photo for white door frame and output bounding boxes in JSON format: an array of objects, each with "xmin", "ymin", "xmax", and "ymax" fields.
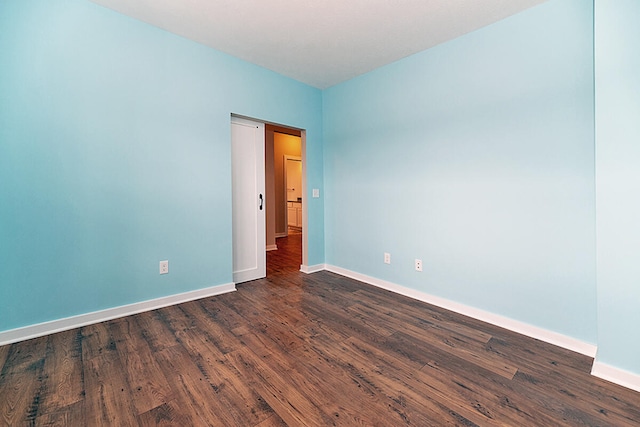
[{"xmin": 300, "ymin": 130, "xmax": 308, "ymax": 268}]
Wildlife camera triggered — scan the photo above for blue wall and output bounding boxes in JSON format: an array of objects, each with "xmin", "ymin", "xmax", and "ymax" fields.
[
  {"xmin": 323, "ymin": 0, "xmax": 597, "ymax": 343},
  {"xmin": 595, "ymin": 0, "xmax": 640, "ymax": 374},
  {"xmin": 0, "ymin": 0, "xmax": 323, "ymax": 331}
]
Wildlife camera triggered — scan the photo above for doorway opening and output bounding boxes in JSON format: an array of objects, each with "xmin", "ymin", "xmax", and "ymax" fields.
[
  {"xmin": 231, "ymin": 117, "xmax": 306, "ymax": 283},
  {"xmin": 265, "ymin": 124, "xmax": 303, "ymax": 276}
]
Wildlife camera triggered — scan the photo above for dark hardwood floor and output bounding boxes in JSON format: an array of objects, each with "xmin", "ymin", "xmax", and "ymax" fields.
[
  {"xmin": 267, "ymin": 231, "xmax": 302, "ymax": 277},
  {"xmin": 1, "ymin": 234, "xmax": 639, "ymax": 426}
]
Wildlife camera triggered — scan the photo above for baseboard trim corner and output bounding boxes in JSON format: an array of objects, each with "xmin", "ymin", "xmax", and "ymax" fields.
[
  {"xmin": 324, "ymin": 264, "xmax": 597, "ymax": 358},
  {"xmin": 266, "ymin": 244, "xmax": 278, "ymax": 251},
  {"xmin": 300, "ymin": 264, "xmax": 326, "ymax": 274},
  {"xmin": 0, "ymin": 282, "xmax": 236, "ymax": 346},
  {"xmin": 592, "ymin": 361, "xmax": 640, "ymax": 393}
]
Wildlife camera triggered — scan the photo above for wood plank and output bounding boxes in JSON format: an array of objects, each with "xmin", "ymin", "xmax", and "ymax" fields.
[
  {"xmin": 198, "ymin": 295, "xmax": 251, "ymax": 332},
  {"xmin": 1, "ymin": 336, "xmax": 47, "ymax": 372},
  {"xmin": 0, "ymin": 338, "xmax": 48, "ymax": 426},
  {"xmin": 270, "ymin": 306, "xmax": 353, "ymax": 352},
  {"xmin": 317, "ymin": 335, "xmax": 505, "ymax": 426},
  {"xmin": 154, "ymin": 345, "xmax": 237, "ymax": 426},
  {"xmin": 265, "ymin": 306, "xmax": 471, "ymax": 425},
  {"xmin": 34, "ymin": 400, "xmax": 86, "ymax": 427},
  {"xmin": 137, "ymin": 398, "xmax": 204, "ymax": 427},
  {"xmin": 159, "ymin": 306, "xmax": 278, "ymax": 426},
  {"xmin": 0, "ymin": 344, "xmax": 10, "ymax": 373},
  {"xmin": 300, "ymin": 296, "xmax": 390, "ymax": 346},
  {"xmin": 346, "ymin": 298, "xmax": 499, "ymax": 362},
  {"xmin": 0, "ymin": 355, "xmax": 45, "ymax": 426},
  {"xmin": 81, "ymin": 321, "xmax": 115, "ymax": 361},
  {"xmin": 133, "ymin": 310, "xmax": 180, "ymax": 353},
  {"xmin": 37, "ymin": 329, "xmax": 84, "ymax": 417},
  {"xmin": 353, "ymin": 287, "xmax": 493, "ymax": 344},
  {"xmin": 240, "ymin": 297, "xmax": 450, "ymax": 424},
  {"xmin": 254, "ymin": 413, "xmax": 288, "ymax": 427},
  {"xmin": 397, "ymin": 323, "xmax": 518, "ymax": 380},
  {"xmin": 225, "ymin": 348, "xmax": 335, "ymax": 426},
  {"xmin": 108, "ymin": 317, "xmax": 174, "ymax": 415},
  {"xmin": 180, "ymin": 300, "xmax": 243, "ymax": 355},
  {"xmin": 287, "ymin": 341, "xmax": 444, "ymax": 426},
  {"xmin": 190, "ymin": 347, "xmax": 277, "ymax": 426},
  {"xmin": 510, "ymin": 367, "xmax": 640, "ymax": 426},
  {"xmin": 155, "ymin": 305, "xmax": 228, "ymax": 360},
  {"xmin": 486, "ymin": 334, "xmax": 594, "ymax": 378},
  {"xmin": 83, "ymin": 351, "xmax": 139, "ymax": 426},
  {"xmin": 481, "ymin": 337, "xmax": 640, "ymax": 425}
]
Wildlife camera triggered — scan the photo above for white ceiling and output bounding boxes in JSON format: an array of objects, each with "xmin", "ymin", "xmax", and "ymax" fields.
[{"xmin": 90, "ymin": 0, "xmax": 547, "ymax": 89}]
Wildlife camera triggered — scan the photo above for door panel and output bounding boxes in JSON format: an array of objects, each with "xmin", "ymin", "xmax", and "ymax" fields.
[{"xmin": 231, "ymin": 117, "xmax": 265, "ymax": 283}]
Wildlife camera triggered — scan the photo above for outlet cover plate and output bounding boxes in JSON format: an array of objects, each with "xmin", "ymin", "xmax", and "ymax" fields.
[{"xmin": 159, "ymin": 260, "xmax": 169, "ymax": 275}]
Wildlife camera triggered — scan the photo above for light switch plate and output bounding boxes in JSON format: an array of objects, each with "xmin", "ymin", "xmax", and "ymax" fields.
[{"xmin": 312, "ymin": 189, "xmax": 320, "ymax": 198}]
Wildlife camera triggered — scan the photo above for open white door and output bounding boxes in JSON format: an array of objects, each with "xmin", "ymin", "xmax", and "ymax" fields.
[{"xmin": 231, "ymin": 117, "xmax": 265, "ymax": 283}]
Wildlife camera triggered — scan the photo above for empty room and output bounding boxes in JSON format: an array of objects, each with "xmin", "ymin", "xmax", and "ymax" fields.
[{"xmin": 1, "ymin": 0, "xmax": 639, "ymax": 425}]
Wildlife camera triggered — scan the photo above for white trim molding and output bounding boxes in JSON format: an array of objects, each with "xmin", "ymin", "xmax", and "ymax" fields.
[
  {"xmin": 300, "ymin": 264, "xmax": 326, "ymax": 274},
  {"xmin": 324, "ymin": 264, "xmax": 598, "ymax": 358},
  {"xmin": 0, "ymin": 283, "xmax": 236, "ymax": 346},
  {"xmin": 266, "ymin": 244, "xmax": 278, "ymax": 251},
  {"xmin": 592, "ymin": 361, "xmax": 640, "ymax": 393}
]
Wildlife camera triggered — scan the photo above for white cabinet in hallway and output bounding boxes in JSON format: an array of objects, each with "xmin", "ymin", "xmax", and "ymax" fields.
[{"xmin": 287, "ymin": 201, "xmax": 302, "ymax": 228}]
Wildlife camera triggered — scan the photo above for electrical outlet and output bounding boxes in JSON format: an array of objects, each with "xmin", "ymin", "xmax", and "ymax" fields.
[
  {"xmin": 159, "ymin": 260, "xmax": 169, "ymax": 275},
  {"xmin": 415, "ymin": 259, "xmax": 423, "ymax": 272},
  {"xmin": 384, "ymin": 252, "xmax": 391, "ymax": 264}
]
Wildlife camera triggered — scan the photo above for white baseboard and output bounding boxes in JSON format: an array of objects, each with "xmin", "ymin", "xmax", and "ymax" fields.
[
  {"xmin": 592, "ymin": 361, "xmax": 640, "ymax": 393},
  {"xmin": 300, "ymin": 264, "xmax": 326, "ymax": 274},
  {"xmin": 266, "ymin": 244, "xmax": 278, "ymax": 251},
  {"xmin": 324, "ymin": 264, "xmax": 597, "ymax": 358},
  {"xmin": 275, "ymin": 232, "xmax": 287, "ymax": 239},
  {"xmin": 0, "ymin": 283, "xmax": 236, "ymax": 346}
]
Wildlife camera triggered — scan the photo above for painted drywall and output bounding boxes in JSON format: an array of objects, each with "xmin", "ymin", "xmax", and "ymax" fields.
[
  {"xmin": 0, "ymin": 0, "xmax": 323, "ymax": 332},
  {"xmin": 595, "ymin": 0, "xmax": 640, "ymax": 374},
  {"xmin": 323, "ymin": 0, "xmax": 596, "ymax": 343}
]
